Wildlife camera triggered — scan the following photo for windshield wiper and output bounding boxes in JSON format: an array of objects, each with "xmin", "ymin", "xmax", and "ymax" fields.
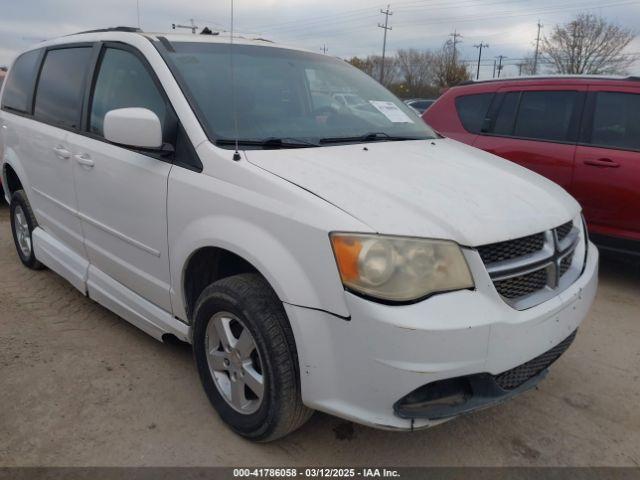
[
  {"xmin": 216, "ymin": 137, "xmax": 320, "ymax": 149},
  {"xmin": 319, "ymin": 132, "xmax": 425, "ymax": 145}
]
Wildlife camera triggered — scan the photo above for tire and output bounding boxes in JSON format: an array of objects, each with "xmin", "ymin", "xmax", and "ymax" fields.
[
  {"xmin": 10, "ymin": 190, "xmax": 44, "ymax": 270},
  {"xmin": 193, "ymin": 273, "xmax": 313, "ymax": 441}
]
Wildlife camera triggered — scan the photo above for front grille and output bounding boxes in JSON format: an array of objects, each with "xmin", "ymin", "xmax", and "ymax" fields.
[
  {"xmin": 478, "ymin": 221, "xmax": 582, "ymax": 310},
  {"xmin": 559, "ymin": 252, "xmax": 574, "ymax": 277},
  {"xmin": 494, "ymin": 330, "xmax": 577, "ymax": 390},
  {"xmin": 494, "ymin": 269, "xmax": 548, "ymax": 299},
  {"xmin": 478, "ymin": 233, "xmax": 545, "ymax": 264},
  {"xmin": 556, "ymin": 221, "xmax": 573, "ymax": 242}
]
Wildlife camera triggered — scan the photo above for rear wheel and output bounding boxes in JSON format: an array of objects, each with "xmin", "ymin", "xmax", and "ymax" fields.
[
  {"xmin": 10, "ymin": 190, "xmax": 44, "ymax": 270},
  {"xmin": 192, "ymin": 273, "xmax": 313, "ymax": 441}
]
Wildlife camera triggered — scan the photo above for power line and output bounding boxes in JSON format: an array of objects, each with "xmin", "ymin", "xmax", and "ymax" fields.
[
  {"xmin": 378, "ymin": 4, "xmax": 393, "ymax": 83},
  {"xmin": 496, "ymin": 55, "xmax": 507, "ymax": 77},
  {"xmin": 533, "ymin": 20, "xmax": 543, "ymax": 74},
  {"xmin": 449, "ymin": 30, "xmax": 463, "ymax": 63},
  {"xmin": 474, "ymin": 42, "xmax": 489, "ymax": 80},
  {"xmin": 269, "ymin": 0, "xmax": 636, "ymax": 43}
]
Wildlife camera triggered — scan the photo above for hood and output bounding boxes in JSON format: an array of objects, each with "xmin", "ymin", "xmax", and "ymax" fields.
[{"xmin": 245, "ymin": 138, "xmax": 580, "ymax": 247}]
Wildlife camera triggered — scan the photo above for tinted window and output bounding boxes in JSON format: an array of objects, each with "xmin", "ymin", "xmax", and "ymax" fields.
[
  {"xmin": 1, "ymin": 50, "xmax": 40, "ymax": 113},
  {"xmin": 34, "ymin": 47, "xmax": 93, "ymax": 128},
  {"xmin": 513, "ymin": 91, "xmax": 577, "ymax": 142},
  {"xmin": 492, "ymin": 92, "xmax": 519, "ymax": 135},
  {"xmin": 90, "ymin": 48, "xmax": 166, "ymax": 137},
  {"xmin": 455, "ymin": 93, "xmax": 494, "ymax": 133},
  {"xmin": 590, "ymin": 92, "xmax": 640, "ymax": 151}
]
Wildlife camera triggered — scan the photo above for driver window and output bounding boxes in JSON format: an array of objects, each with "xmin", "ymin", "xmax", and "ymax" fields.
[{"xmin": 90, "ymin": 48, "xmax": 167, "ymax": 137}]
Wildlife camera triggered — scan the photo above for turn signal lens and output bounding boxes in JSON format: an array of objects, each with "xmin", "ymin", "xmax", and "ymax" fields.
[{"xmin": 330, "ymin": 233, "xmax": 474, "ymax": 302}]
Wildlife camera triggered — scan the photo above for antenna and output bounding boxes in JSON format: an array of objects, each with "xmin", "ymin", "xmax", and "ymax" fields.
[
  {"xmin": 136, "ymin": 0, "xmax": 141, "ymax": 29},
  {"xmin": 230, "ymin": 0, "xmax": 241, "ymax": 161}
]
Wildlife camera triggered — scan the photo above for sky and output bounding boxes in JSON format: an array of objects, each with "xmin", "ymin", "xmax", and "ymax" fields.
[{"xmin": 1, "ymin": 0, "xmax": 640, "ymax": 79}]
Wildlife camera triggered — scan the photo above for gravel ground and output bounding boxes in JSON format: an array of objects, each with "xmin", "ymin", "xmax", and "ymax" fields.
[{"xmin": 0, "ymin": 202, "xmax": 638, "ymax": 467}]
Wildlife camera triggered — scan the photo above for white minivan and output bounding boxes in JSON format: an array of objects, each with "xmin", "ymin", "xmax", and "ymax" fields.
[{"xmin": 0, "ymin": 28, "xmax": 598, "ymax": 441}]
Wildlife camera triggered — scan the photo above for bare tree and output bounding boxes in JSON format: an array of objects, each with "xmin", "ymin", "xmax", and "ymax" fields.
[
  {"xmin": 348, "ymin": 56, "xmax": 376, "ymax": 77},
  {"xmin": 396, "ymin": 49, "xmax": 437, "ymax": 97},
  {"xmin": 433, "ymin": 40, "xmax": 471, "ymax": 89},
  {"xmin": 516, "ymin": 54, "xmax": 537, "ymax": 76},
  {"xmin": 348, "ymin": 55, "xmax": 398, "ymax": 86},
  {"xmin": 542, "ymin": 14, "xmax": 636, "ymax": 74}
]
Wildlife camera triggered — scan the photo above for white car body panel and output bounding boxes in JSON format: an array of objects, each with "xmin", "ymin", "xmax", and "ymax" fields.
[
  {"xmin": 287, "ymin": 245, "xmax": 598, "ymax": 429},
  {"xmin": 67, "ymin": 129, "xmax": 174, "ymax": 312},
  {"xmin": 167, "ymin": 142, "xmax": 370, "ymax": 320},
  {"xmin": 0, "ymin": 32, "xmax": 600, "ymax": 432},
  {"xmin": 9, "ymin": 114, "xmax": 87, "ymax": 259},
  {"xmin": 32, "ymin": 226, "xmax": 88, "ymax": 292},
  {"xmin": 87, "ymin": 264, "xmax": 189, "ymax": 342},
  {"xmin": 246, "ymin": 138, "xmax": 581, "ymax": 246}
]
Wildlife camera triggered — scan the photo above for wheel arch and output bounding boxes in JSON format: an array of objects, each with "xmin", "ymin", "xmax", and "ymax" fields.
[
  {"xmin": 172, "ymin": 215, "xmax": 332, "ymax": 323},
  {"xmin": 2, "ymin": 149, "xmax": 30, "ymax": 202}
]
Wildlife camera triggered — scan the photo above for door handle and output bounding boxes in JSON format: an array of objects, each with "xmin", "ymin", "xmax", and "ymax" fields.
[
  {"xmin": 583, "ymin": 158, "xmax": 620, "ymax": 168},
  {"xmin": 75, "ymin": 153, "xmax": 95, "ymax": 168},
  {"xmin": 53, "ymin": 146, "xmax": 71, "ymax": 160}
]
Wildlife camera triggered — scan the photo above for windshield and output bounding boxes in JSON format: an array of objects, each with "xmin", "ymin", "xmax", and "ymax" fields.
[{"xmin": 159, "ymin": 41, "xmax": 438, "ymax": 148}]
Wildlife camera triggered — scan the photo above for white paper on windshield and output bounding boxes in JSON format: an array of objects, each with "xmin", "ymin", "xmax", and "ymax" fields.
[{"xmin": 369, "ymin": 101, "xmax": 414, "ymax": 123}]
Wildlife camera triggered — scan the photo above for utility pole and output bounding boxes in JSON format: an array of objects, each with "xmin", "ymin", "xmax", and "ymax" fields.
[
  {"xmin": 517, "ymin": 62, "xmax": 524, "ymax": 76},
  {"xmin": 320, "ymin": 44, "xmax": 328, "ymax": 54},
  {"xmin": 378, "ymin": 4, "xmax": 393, "ymax": 84},
  {"xmin": 172, "ymin": 18, "xmax": 199, "ymax": 34},
  {"xmin": 496, "ymin": 55, "xmax": 506, "ymax": 78},
  {"xmin": 449, "ymin": 30, "xmax": 463, "ymax": 64},
  {"xmin": 492, "ymin": 59, "xmax": 497, "ymax": 78},
  {"xmin": 474, "ymin": 42, "xmax": 489, "ymax": 80},
  {"xmin": 533, "ymin": 20, "xmax": 543, "ymax": 75},
  {"xmin": 136, "ymin": 0, "xmax": 141, "ymax": 29}
]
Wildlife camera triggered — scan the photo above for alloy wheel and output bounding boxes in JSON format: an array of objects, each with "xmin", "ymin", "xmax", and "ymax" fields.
[
  {"xmin": 205, "ymin": 311, "xmax": 265, "ymax": 414},
  {"xmin": 13, "ymin": 205, "xmax": 32, "ymax": 258}
]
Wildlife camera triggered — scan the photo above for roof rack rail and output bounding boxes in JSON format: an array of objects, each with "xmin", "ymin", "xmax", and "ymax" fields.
[
  {"xmin": 68, "ymin": 26, "xmax": 142, "ymax": 36},
  {"xmin": 457, "ymin": 74, "xmax": 640, "ymax": 86}
]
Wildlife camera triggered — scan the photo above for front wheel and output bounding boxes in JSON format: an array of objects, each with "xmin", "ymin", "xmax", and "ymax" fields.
[{"xmin": 192, "ymin": 273, "xmax": 313, "ymax": 441}]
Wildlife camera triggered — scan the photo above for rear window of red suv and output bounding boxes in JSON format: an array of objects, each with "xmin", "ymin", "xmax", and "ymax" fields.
[{"xmin": 454, "ymin": 93, "xmax": 494, "ymax": 133}]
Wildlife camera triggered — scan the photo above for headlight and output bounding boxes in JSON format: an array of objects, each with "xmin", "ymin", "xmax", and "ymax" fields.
[{"xmin": 330, "ymin": 233, "xmax": 474, "ymax": 302}]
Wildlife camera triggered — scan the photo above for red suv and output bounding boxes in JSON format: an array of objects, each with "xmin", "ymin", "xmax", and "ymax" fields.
[{"xmin": 424, "ymin": 76, "xmax": 640, "ymax": 256}]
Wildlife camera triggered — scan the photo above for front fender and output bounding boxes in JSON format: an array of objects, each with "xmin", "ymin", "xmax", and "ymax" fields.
[
  {"xmin": 167, "ymin": 158, "xmax": 368, "ymax": 322},
  {"xmin": 170, "ymin": 214, "xmax": 335, "ymax": 320}
]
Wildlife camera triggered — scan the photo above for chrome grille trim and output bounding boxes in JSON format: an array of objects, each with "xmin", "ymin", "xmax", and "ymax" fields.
[{"xmin": 479, "ymin": 222, "xmax": 583, "ymax": 310}]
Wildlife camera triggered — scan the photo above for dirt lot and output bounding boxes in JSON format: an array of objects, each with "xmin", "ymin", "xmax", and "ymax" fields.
[{"xmin": 0, "ymin": 202, "xmax": 638, "ymax": 467}]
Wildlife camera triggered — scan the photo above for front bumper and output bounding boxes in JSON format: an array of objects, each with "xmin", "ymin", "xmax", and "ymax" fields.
[{"xmin": 285, "ymin": 242, "xmax": 599, "ymax": 430}]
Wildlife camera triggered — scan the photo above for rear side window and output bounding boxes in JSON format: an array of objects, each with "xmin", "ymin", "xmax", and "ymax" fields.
[
  {"xmin": 34, "ymin": 47, "xmax": 93, "ymax": 129},
  {"xmin": 513, "ymin": 91, "xmax": 577, "ymax": 142},
  {"xmin": 492, "ymin": 92, "xmax": 519, "ymax": 135},
  {"xmin": 1, "ymin": 50, "xmax": 40, "ymax": 113},
  {"xmin": 90, "ymin": 48, "xmax": 166, "ymax": 137},
  {"xmin": 455, "ymin": 93, "xmax": 494, "ymax": 133},
  {"xmin": 590, "ymin": 92, "xmax": 640, "ymax": 151}
]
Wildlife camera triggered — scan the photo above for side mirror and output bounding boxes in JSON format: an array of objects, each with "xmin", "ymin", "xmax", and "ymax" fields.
[{"xmin": 103, "ymin": 108, "xmax": 163, "ymax": 149}]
